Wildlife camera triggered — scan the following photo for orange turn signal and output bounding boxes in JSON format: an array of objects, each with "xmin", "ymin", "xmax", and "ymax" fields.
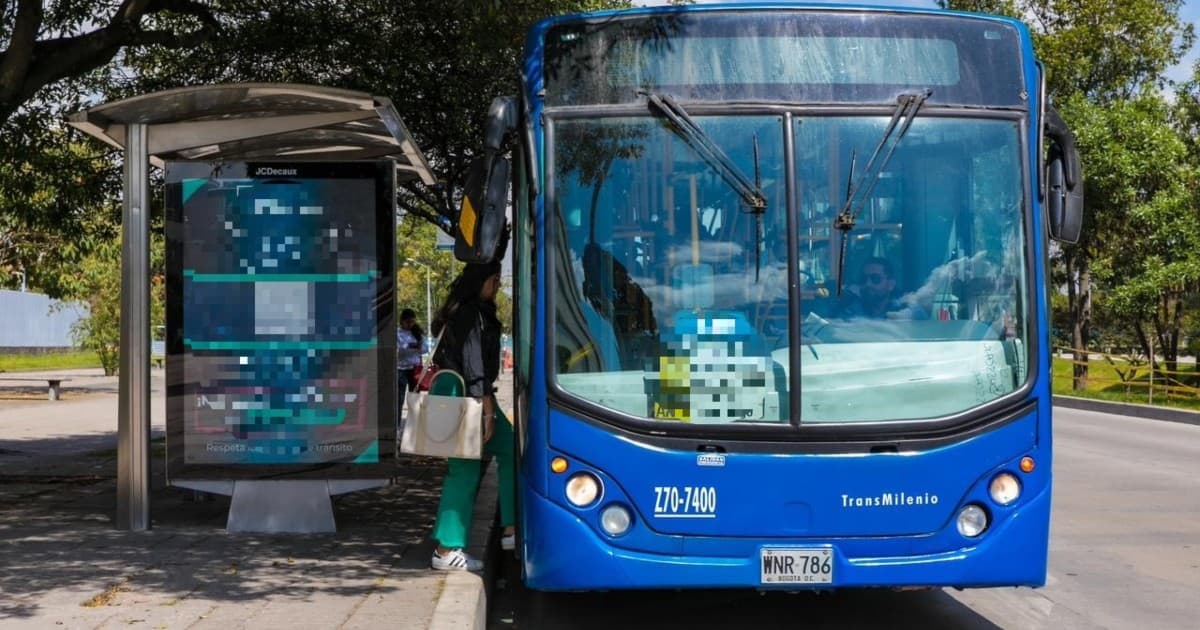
[
  {"xmin": 1019, "ymin": 456, "xmax": 1035, "ymax": 473},
  {"xmin": 551, "ymin": 457, "xmax": 569, "ymax": 474}
]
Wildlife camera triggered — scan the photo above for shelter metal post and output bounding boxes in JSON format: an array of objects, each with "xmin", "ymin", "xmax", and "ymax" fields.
[{"xmin": 117, "ymin": 123, "xmax": 152, "ymax": 530}]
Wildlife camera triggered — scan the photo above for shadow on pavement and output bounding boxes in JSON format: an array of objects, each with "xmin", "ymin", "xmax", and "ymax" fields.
[
  {"xmin": 490, "ymin": 554, "xmax": 1005, "ymax": 630},
  {"xmin": 0, "ymin": 432, "xmax": 164, "ymax": 472},
  {"xmin": 0, "ymin": 439, "xmax": 446, "ymax": 622}
]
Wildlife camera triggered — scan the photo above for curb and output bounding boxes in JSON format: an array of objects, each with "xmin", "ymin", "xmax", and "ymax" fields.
[
  {"xmin": 430, "ymin": 572, "xmax": 487, "ymax": 630},
  {"xmin": 427, "ymin": 458, "xmax": 498, "ymax": 630},
  {"xmin": 1054, "ymin": 395, "xmax": 1200, "ymax": 427}
]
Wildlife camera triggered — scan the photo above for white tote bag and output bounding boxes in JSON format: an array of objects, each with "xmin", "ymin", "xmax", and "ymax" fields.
[{"xmin": 400, "ymin": 337, "xmax": 484, "ymax": 459}]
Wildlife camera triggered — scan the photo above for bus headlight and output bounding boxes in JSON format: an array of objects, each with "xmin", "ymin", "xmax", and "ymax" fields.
[
  {"xmin": 956, "ymin": 504, "xmax": 989, "ymax": 537},
  {"xmin": 600, "ymin": 504, "xmax": 632, "ymax": 536},
  {"xmin": 565, "ymin": 472, "xmax": 601, "ymax": 507},
  {"xmin": 989, "ymin": 472, "xmax": 1021, "ymax": 506}
]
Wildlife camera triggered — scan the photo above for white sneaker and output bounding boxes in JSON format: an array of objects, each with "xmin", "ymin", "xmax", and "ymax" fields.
[
  {"xmin": 431, "ymin": 548, "xmax": 482, "ymax": 571},
  {"xmin": 501, "ymin": 533, "xmax": 515, "ymax": 551}
]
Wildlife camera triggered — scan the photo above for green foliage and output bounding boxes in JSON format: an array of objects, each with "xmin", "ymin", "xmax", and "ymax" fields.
[
  {"xmin": 0, "ymin": 1, "xmax": 219, "ymax": 122},
  {"xmin": 395, "ymin": 214, "xmax": 512, "ymax": 335},
  {"xmin": 936, "ymin": 1, "xmax": 1021, "ymax": 18},
  {"xmin": 1066, "ymin": 93, "xmax": 1189, "ymax": 250},
  {"xmin": 945, "ymin": 1, "xmax": 1198, "ymax": 384},
  {"xmin": 1187, "ymin": 322, "xmax": 1200, "ymax": 357},
  {"xmin": 116, "ymin": 0, "xmax": 631, "ymax": 233},
  {"xmin": 63, "ymin": 234, "xmax": 121, "ymax": 375},
  {"xmin": 396, "ymin": 215, "xmax": 458, "ymax": 333},
  {"xmin": 2, "ymin": 0, "xmax": 1198, "ymax": 397},
  {"xmin": 1031, "ymin": 0, "xmax": 1193, "ymax": 102},
  {"xmin": 495, "ymin": 278, "xmax": 514, "ymax": 335},
  {"xmin": 2, "ymin": 0, "xmax": 226, "ymax": 294},
  {"xmin": 1176, "ymin": 64, "xmax": 1200, "ymax": 162},
  {"xmin": 941, "ymin": 1, "xmax": 1195, "ymax": 102},
  {"xmin": 5, "ymin": 2, "xmax": 631, "ymax": 296},
  {"xmin": 56, "ymin": 228, "xmax": 166, "ymax": 376},
  {"xmin": 1, "ymin": 1, "xmax": 609, "ymax": 341},
  {"xmin": 1065, "ymin": 93, "xmax": 1200, "ymax": 363},
  {"xmin": 0, "ymin": 128, "xmax": 121, "ymax": 297}
]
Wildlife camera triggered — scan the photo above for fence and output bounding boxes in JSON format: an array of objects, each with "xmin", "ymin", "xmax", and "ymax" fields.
[
  {"xmin": 1055, "ymin": 346, "xmax": 1200, "ymax": 407},
  {"xmin": 0, "ymin": 289, "xmax": 87, "ymax": 351}
]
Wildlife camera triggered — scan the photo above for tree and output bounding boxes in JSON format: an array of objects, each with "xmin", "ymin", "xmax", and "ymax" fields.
[
  {"xmin": 116, "ymin": 0, "xmax": 631, "ymax": 235},
  {"xmin": 940, "ymin": 1, "xmax": 1194, "ymax": 101},
  {"xmin": 0, "ymin": 129, "xmax": 121, "ymax": 296},
  {"xmin": 396, "ymin": 213, "xmax": 457, "ymax": 335},
  {"xmin": 58, "ymin": 225, "xmax": 166, "ymax": 375},
  {"xmin": 1059, "ymin": 90, "xmax": 1200, "ymax": 382},
  {"xmin": 66, "ymin": 235, "xmax": 122, "ymax": 375},
  {"xmin": 1176, "ymin": 61, "xmax": 1200, "ymax": 162},
  {"xmin": 1079, "ymin": 95, "xmax": 1199, "ymax": 373},
  {"xmin": 944, "ymin": 0, "xmax": 1195, "ymax": 389},
  {"xmin": 2, "ymin": 0, "xmax": 221, "ymax": 295},
  {"xmin": 0, "ymin": 0, "xmax": 220, "ymax": 122},
  {"xmin": 5, "ymin": 2, "xmax": 631, "ymax": 297},
  {"xmin": 394, "ymin": 214, "xmax": 513, "ymax": 353}
]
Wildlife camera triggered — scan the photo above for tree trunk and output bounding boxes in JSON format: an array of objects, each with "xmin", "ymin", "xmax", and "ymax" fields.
[
  {"xmin": 1069, "ymin": 254, "xmax": 1091, "ymax": 390},
  {"xmin": 1164, "ymin": 295, "xmax": 1182, "ymax": 376},
  {"xmin": 1134, "ymin": 322, "xmax": 1153, "ymax": 372}
]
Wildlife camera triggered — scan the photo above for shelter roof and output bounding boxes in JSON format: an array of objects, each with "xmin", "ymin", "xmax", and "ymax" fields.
[{"xmin": 68, "ymin": 83, "xmax": 435, "ymax": 183}]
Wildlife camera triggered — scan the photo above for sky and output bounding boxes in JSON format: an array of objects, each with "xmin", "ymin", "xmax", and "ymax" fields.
[
  {"xmin": 636, "ymin": 0, "xmax": 1199, "ymax": 86},
  {"xmin": 1176, "ymin": 2, "xmax": 1200, "ymax": 85}
]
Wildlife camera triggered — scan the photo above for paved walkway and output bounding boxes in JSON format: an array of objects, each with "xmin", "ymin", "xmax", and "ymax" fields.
[{"xmin": 0, "ymin": 368, "xmax": 503, "ymax": 629}]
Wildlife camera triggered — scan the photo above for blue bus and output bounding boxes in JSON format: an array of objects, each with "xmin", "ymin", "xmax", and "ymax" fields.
[{"xmin": 456, "ymin": 2, "xmax": 1083, "ymax": 591}]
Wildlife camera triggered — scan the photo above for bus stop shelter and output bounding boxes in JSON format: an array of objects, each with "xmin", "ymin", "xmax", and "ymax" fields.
[{"xmin": 68, "ymin": 84, "xmax": 436, "ymax": 531}]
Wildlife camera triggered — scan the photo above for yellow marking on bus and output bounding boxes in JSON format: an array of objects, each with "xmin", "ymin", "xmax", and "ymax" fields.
[
  {"xmin": 655, "ymin": 356, "xmax": 692, "ymax": 421},
  {"xmin": 460, "ymin": 196, "xmax": 477, "ymax": 246}
]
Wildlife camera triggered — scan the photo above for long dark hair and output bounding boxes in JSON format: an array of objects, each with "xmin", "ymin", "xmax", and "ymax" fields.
[
  {"xmin": 400, "ymin": 308, "xmax": 424, "ymax": 343},
  {"xmin": 432, "ymin": 261, "xmax": 501, "ymax": 336}
]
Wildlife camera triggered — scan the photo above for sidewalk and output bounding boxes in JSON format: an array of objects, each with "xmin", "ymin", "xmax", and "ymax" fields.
[{"xmin": 0, "ymin": 368, "xmax": 504, "ymax": 630}]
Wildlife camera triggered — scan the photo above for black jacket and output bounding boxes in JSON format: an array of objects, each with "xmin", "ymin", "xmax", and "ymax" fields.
[{"xmin": 433, "ymin": 300, "xmax": 501, "ymax": 398}]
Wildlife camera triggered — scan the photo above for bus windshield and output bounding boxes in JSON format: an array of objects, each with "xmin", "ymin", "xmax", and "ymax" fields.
[
  {"xmin": 544, "ymin": 10, "xmax": 1024, "ymax": 107},
  {"xmin": 550, "ymin": 113, "xmax": 1029, "ymax": 426}
]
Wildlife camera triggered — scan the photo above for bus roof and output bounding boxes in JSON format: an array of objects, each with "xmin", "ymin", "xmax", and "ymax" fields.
[
  {"xmin": 526, "ymin": 5, "xmax": 1035, "ymax": 109},
  {"xmin": 532, "ymin": 2, "xmax": 1029, "ymax": 35}
]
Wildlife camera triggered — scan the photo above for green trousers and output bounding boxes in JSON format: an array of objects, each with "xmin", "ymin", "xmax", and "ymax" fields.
[{"xmin": 429, "ymin": 373, "xmax": 516, "ymax": 549}]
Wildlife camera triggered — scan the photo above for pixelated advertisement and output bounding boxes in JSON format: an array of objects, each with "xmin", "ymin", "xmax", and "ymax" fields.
[
  {"xmin": 644, "ymin": 312, "xmax": 778, "ymax": 423},
  {"xmin": 165, "ymin": 162, "xmax": 395, "ymax": 479}
]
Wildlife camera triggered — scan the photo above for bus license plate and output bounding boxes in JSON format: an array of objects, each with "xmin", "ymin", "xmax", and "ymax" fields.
[{"xmin": 760, "ymin": 548, "xmax": 833, "ymax": 585}]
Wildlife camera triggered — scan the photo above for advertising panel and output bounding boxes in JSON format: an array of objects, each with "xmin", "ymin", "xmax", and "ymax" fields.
[{"xmin": 165, "ymin": 161, "xmax": 395, "ymax": 479}]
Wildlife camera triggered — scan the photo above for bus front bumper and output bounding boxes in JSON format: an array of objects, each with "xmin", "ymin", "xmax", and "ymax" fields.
[{"xmin": 521, "ymin": 484, "xmax": 1050, "ymax": 592}]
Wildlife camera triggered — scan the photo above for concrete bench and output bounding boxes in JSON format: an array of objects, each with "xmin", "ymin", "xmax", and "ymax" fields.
[{"xmin": 0, "ymin": 377, "xmax": 69, "ymax": 400}]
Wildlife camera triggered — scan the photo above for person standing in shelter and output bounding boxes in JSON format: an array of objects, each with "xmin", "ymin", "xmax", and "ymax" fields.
[
  {"xmin": 397, "ymin": 308, "xmax": 424, "ymax": 421},
  {"xmin": 427, "ymin": 261, "xmax": 517, "ymax": 571}
]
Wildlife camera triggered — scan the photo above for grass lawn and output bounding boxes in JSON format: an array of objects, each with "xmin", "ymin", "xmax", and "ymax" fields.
[
  {"xmin": 0, "ymin": 350, "xmax": 101, "ymax": 372},
  {"xmin": 8, "ymin": 351, "xmax": 1197, "ymax": 412},
  {"xmin": 1051, "ymin": 356, "xmax": 1200, "ymax": 412}
]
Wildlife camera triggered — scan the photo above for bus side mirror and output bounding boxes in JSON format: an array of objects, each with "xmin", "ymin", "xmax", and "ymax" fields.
[
  {"xmin": 1046, "ymin": 153, "xmax": 1083, "ymax": 244},
  {"xmin": 455, "ymin": 96, "xmax": 518, "ymax": 264},
  {"xmin": 1044, "ymin": 106, "xmax": 1084, "ymax": 244},
  {"xmin": 456, "ymin": 155, "xmax": 511, "ymax": 264}
]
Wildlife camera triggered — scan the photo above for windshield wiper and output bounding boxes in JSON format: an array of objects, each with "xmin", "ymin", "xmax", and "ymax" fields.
[
  {"xmin": 834, "ymin": 90, "xmax": 932, "ymax": 296},
  {"xmin": 643, "ymin": 92, "xmax": 768, "ymax": 213}
]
